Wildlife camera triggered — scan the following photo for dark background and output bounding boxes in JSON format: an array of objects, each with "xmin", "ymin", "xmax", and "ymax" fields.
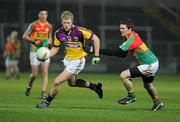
[{"xmin": 0, "ymin": 0, "xmax": 180, "ymax": 74}]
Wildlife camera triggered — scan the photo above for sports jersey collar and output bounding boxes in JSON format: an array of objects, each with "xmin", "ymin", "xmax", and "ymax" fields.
[
  {"xmin": 37, "ymin": 20, "xmax": 48, "ymax": 25},
  {"xmin": 125, "ymin": 31, "xmax": 134, "ymax": 38}
]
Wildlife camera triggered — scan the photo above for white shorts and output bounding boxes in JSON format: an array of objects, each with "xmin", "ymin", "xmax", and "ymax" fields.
[
  {"xmin": 13, "ymin": 60, "xmax": 18, "ymax": 65},
  {"xmin": 5, "ymin": 58, "xmax": 14, "ymax": 66},
  {"xmin": 63, "ymin": 57, "xmax": 85, "ymax": 75},
  {"xmin": 30, "ymin": 52, "xmax": 50, "ymax": 65},
  {"xmin": 137, "ymin": 61, "xmax": 159, "ymax": 77}
]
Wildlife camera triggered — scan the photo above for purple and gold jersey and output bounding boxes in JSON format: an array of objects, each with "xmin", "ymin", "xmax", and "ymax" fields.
[{"xmin": 53, "ymin": 25, "xmax": 94, "ymax": 60}]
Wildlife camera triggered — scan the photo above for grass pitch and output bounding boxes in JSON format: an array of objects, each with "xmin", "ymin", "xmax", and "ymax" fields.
[{"xmin": 0, "ymin": 72, "xmax": 180, "ymax": 122}]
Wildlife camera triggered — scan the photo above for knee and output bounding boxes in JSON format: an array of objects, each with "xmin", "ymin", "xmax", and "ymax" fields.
[
  {"xmin": 54, "ymin": 79, "xmax": 61, "ymax": 87},
  {"xmin": 68, "ymin": 80, "xmax": 76, "ymax": 87},
  {"xmin": 120, "ymin": 72, "xmax": 126, "ymax": 80},
  {"xmin": 31, "ymin": 73, "xmax": 38, "ymax": 79},
  {"xmin": 31, "ymin": 72, "xmax": 38, "ymax": 78},
  {"xmin": 42, "ymin": 69, "xmax": 48, "ymax": 76}
]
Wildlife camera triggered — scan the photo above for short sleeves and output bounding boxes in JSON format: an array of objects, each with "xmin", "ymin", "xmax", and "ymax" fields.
[
  {"xmin": 26, "ymin": 22, "xmax": 34, "ymax": 33},
  {"xmin": 78, "ymin": 27, "xmax": 94, "ymax": 40},
  {"xmin": 53, "ymin": 32, "xmax": 61, "ymax": 47},
  {"xmin": 119, "ymin": 34, "xmax": 135, "ymax": 51}
]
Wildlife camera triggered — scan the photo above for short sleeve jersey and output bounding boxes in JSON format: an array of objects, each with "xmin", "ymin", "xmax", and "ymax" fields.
[
  {"xmin": 5, "ymin": 42, "xmax": 15, "ymax": 60},
  {"xmin": 27, "ymin": 20, "xmax": 52, "ymax": 52},
  {"xmin": 119, "ymin": 31, "xmax": 158, "ymax": 64},
  {"xmin": 53, "ymin": 25, "xmax": 94, "ymax": 60}
]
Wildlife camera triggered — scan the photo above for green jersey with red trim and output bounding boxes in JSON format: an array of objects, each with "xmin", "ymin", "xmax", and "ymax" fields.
[{"xmin": 119, "ymin": 31, "xmax": 158, "ymax": 64}]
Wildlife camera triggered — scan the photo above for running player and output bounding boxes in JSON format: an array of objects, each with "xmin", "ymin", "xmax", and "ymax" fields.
[
  {"xmin": 100, "ymin": 18, "xmax": 163, "ymax": 111},
  {"xmin": 36, "ymin": 10, "xmax": 102, "ymax": 109},
  {"xmin": 23, "ymin": 9, "xmax": 52, "ymax": 99}
]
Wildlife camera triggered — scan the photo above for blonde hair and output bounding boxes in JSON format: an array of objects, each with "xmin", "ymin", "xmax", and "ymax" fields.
[
  {"xmin": 61, "ymin": 10, "xmax": 74, "ymax": 22},
  {"xmin": 10, "ymin": 31, "xmax": 18, "ymax": 38}
]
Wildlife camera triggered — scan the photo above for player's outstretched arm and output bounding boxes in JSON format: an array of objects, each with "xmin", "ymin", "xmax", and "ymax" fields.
[
  {"xmin": 91, "ymin": 34, "xmax": 100, "ymax": 65},
  {"xmin": 92, "ymin": 34, "xmax": 100, "ymax": 57},
  {"xmin": 100, "ymin": 47, "xmax": 128, "ymax": 57}
]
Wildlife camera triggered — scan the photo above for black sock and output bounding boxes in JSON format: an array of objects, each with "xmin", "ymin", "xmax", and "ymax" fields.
[
  {"xmin": 46, "ymin": 94, "xmax": 54, "ymax": 103},
  {"xmin": 128, "ymin": 92, "xmax": 135, "ymax": 98},
  {"xmin": 89, "ymin": 83, "xmax": 97, "ymax": 90}
]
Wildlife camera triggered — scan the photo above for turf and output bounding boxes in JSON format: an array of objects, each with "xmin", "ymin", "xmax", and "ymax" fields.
[{"xmin": 0, "ymin": 72, "xmax": 180, "ymax": 122}]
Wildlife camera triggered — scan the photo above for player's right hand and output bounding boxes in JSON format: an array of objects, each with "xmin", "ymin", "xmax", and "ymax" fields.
[{"xmin": 92, "ymin": 56, "xmax": 100, "ymax": 65}]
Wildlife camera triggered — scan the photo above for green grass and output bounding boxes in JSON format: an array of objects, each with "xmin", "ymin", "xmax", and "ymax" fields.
[{"xmin": 0, "ymin": 72, "xmax": 180, "ymax": 122}]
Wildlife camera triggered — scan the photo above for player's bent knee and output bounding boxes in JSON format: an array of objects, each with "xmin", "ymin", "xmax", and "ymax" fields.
[
  {"xmin": 32, "ymin": 74, "xmax": 38, "ymax": 79},
  {"xmin": 32, "ymin": 74, "xmax": 38, "ymax": 78},
  {"xmin": 53, "ymin": 79, "xmax": 62, "ymax": 87},
  {"xmin": 120, "ymin": 72, "xmax": 126, "ymax": 79},
  {"xmin": 68, "ymin": 83, "xmax": 76, "ymax": 87},
  {"xmin": 42, "ymin": 70, "xmax": 48, "ymax": 75}
]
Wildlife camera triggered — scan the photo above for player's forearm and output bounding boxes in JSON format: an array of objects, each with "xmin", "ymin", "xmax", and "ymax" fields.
[
  {"xmin": 100, "ymin": 47, "xmax": 128, "ymax": 57},
  {"xmin": 50, "ymin": 47, "xmax": 59, "ymax": 57},
  {"xmin": 22, "ymin": 34, "xmax": 34, "ymax": 43},
  {"xmin": 100, "ymin": 49, "xmax": 114, "ymax": 56},
  {"xmin": 93, "ymin": 35, "xmax": 100, "ymax": 56}
]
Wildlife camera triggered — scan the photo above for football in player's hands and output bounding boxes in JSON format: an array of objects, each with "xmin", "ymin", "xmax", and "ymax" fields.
[{"xmin": 37, "ymin": 47, "xmax": 50, "ymax": 62}]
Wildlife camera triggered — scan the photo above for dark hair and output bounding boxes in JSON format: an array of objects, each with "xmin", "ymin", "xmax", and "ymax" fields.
[
  {"xmin": 38, "ymin": 8, "xmax": 48, "ymax": 12},
  {"xmin": 120, "ymin": 18, "xmax": 134, "ymax": 30}
]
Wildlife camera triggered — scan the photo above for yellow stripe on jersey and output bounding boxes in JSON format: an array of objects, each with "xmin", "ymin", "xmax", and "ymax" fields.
[
  {"xmin": 78, "ymin": 27, "xmax": 93, "ymax": 40},
  {"xmin": 140, "ymin": 43, "xmax": 148, "ymax": 52},
  {"xmin": 53, "ymin": 32, "xmax": 61, "ymax": 47}
]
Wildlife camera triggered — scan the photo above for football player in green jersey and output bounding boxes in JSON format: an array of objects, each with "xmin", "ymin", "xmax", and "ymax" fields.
[{"xmin": 100, "ymin": 18, "xmax": 163, "ymax": 111}]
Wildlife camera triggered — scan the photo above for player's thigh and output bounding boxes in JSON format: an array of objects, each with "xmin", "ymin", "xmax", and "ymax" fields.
[
  {"xmin": 31, "ymin": 65, "xmax": 39, "ymax": 76},
  {"xmin": 67, "ymin": 75, "xmax": 76, "ymax": 86},
  {"xmin": 41, "ymin": 62, "xmax": 49, "ymax": 73},
  {"xmin": 129, "ymin": 67, "xmax": 142, "ymax": 78},
  {"xmin": 120, "ymin": 69, "xmax": 131, "ymax": 79},
  {"xmin": 63, "ymin": 57, "xmax": 85, "ymax": 75},
  {"xmin": 54, "ymin": 69, "xmax": 74, "ymax": 84}
]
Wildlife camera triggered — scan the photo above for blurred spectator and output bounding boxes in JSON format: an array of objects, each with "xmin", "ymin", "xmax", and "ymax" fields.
[
  {"xmin": 10, "ymin": 31, "xmax": 21, "ymax": 79},
  {"xmin": 3, "ymin": 36, "xmax": 16, "ymax": 78}
]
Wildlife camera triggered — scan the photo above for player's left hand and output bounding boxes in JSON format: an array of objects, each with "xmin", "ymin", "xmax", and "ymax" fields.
[
  {"xmin": 32, "ymin": 40, "xmax": 42, "ymax": 46},
  {"xmin": 92, "ymin": 56, "xmax": 100, "ymax": 65}
]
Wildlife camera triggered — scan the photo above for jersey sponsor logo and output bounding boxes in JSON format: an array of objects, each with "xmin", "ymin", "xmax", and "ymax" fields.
[
  {"xmin": 67, "ymin": 36, "xmax": 72, "ymax": 42},
  {"xmin": 34, "ymin": 28, "xmax": 41, "ymax": 31},
  {"xmin": 45, "ymin": 28, "xmax": 49, "ymax": 32},
  {"xmin": 73, "ymin": 37, "xmax": 78, "ymax": 42},
  {"xmin": 66, "ymin": 43, "xmax": 80, "ymax": 48},
  {"xmin": 61, "ymin": 37, "xmax": 67, "ymax": 42},
  {"xmin": 33, "ymin": 32, "xmax": 48, "ymax": 39}
]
